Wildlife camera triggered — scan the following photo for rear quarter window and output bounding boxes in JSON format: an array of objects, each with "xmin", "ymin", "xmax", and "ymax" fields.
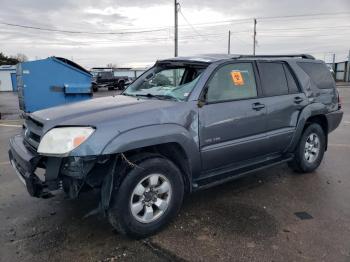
[
  {"xmin": 297, "ymin": 62, "xmax": 335, "ymax": 89},
  {"xmin": 283, "ymin": 64, "xmax": 300, "ymax": 94}
]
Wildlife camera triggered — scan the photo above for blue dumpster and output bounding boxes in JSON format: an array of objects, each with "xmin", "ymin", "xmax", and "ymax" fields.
[{"xmin": 17, "ymin": 57, "xmax": 92, "ymax": 113}]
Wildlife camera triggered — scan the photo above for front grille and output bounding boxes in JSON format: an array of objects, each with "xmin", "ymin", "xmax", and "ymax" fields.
[
  {"xmin": 28, "ymin": 131, "xmax": 41, "ymax": 143},
  {"xmin": 24, "ymin": 116, "xmax": 43, "ymax": 150}
]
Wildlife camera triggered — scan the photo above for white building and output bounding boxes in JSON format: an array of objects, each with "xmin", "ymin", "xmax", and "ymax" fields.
[{"xmin": 0, "ymin": 65, "xmax": 16, "ymax": 91}]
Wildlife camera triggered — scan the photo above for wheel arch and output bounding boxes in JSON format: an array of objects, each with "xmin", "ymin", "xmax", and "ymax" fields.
[
  {"xmin": 286, "ymin": 103, "xmax": 329, "ymax": 152},
  {"xmin": 120, "ymin": 142, "xmax": 193, "ymax": 194},
  {"xmin": 102, "ymin": 124, "xmax": 201, "ymax": 193}
]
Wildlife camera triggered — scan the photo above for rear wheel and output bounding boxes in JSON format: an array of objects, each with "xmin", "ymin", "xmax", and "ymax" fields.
[
  {"xmin": 118, "ymin": 81, "xmax": 125, "ymax": 90},
  {"xmin": 288, "ymin": 123, "xmax": 326, "ymax": 173},
  {"xmin": 108, "ymin": 156, "xmax": 184, "ymax": 238}
]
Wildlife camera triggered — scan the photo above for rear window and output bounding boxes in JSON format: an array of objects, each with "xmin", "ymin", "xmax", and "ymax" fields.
[{"xmin": 297, "ymin": 62, "xmax": 334, "ymax": 89}]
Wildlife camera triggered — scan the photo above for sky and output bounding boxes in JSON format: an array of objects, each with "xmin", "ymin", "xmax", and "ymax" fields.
[{"xmin": 0, "ymin": 0, "xmax": 349, "ymax": 69}]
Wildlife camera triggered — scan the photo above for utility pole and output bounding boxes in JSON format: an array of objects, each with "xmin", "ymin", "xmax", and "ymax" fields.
[
  {"xmin": 174, "ymin": 0, "xmax": 179, "ymax": 57},
  {"xmin": 332, "ymin": 53, "xmax": 336, "ymax": 71},
  {"xmin": 228, "ymin": 30, "xmax": 231, "ymax": 54},
  {"xmin": 253, "ymin": 18, "xmax": 257, "ymax": 56},
  {"xmin": 347, "ymin": 49, "xmax": 350, "ymax": 82}
]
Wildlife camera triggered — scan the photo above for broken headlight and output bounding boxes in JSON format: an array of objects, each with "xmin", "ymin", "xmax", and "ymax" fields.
[{"xmin": 37, "ymin": 127, "xmax": 95, "ymax": 155}]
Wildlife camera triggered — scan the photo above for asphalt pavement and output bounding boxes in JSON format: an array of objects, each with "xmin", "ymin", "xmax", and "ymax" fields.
[{"xmin": 0, "ymin": 87, "xmax": 349, "ymax": 262}]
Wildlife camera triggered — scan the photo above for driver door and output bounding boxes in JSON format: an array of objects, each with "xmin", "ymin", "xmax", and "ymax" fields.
[{"xmin": 199, "ymin": 62, "xmax": 269, "ymax": 171}]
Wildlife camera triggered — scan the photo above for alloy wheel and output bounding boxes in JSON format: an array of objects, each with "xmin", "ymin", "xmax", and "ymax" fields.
[{"xmin": 130, "ymin": 174, "xmax": 172, "ymax": 223}]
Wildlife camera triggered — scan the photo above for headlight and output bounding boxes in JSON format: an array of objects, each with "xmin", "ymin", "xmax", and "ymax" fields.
[{"xmin": 37, "ymin": 127, "xmax": 95, "ymax": 155}]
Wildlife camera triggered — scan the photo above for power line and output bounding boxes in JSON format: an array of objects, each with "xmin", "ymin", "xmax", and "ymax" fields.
[
  {"xmin": 1, "ymin": 25, "xmax": 347, "ymax": 42},
  {"xmin": 1, "ymin": 10, "xmax": 349, "ymax": 55},
  {"xmin": 178, "ymin": 4, "xmax": 206, "ymax": 39},
  {"xmin": 257, "ymin": 11, "xmax": 350, "ymax": 20},
  {"xmin": 258, "ymin": 33, "xmax": 348, "ymax": 38},
  {"xmin": 177, "ymin": 12, "xmax": 350, "ymax": 28},
  {"xmin": 1, "ymin": 11, "xmax": 348, "ymax": 36},
  {"xmin": 0, "ymin": 21, "xmax": 168, "ymax": 35},
  {"xmin": 176, "ymin": 12, "xmax": 350, "ymax": 28},
  {"xmin": 261, "ymin": 25, "xmax": 350, "ymax": 32}
]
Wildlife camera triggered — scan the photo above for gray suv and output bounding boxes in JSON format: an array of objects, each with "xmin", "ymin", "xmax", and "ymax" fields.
[{"xmin": 9, "ymin": 54, "xmax": 343, "ymax": 238}]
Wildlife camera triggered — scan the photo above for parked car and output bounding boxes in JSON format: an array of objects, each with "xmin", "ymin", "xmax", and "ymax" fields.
[
  {"xmin": 91, "ymin": 71, "xmax": 129, "ymax": 92},
  {"xmin": 9, "ymin": 54, "xmax": 343, "ymax": 238}
]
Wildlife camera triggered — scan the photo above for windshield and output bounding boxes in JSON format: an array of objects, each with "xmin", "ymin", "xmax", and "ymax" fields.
[{"xmin": 123, "ymin": 65, "xmax": 206, "ymax": 101}]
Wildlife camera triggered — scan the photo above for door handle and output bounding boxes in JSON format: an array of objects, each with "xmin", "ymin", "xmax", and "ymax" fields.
[
  {"xmin": 294, "ymin": 96, "xmax": 304, "ymax": 104},
  {"xmin": 252, "ymin": 102, "xmax": 265, "ymax": 111}
]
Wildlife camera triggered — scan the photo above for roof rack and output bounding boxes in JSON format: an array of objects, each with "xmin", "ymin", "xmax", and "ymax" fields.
[{"xmin": 237, "ymin": 54, "xmax": 315, "ymax": 60}]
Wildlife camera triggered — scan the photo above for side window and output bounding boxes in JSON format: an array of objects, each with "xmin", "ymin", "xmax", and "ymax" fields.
[
  {"xmin": 259, "ymin": 62, "xmax": 288, "ymax": 96},
  {"xmin": 297, "ymin": 62, "xmax": 334, "ymax": 89},
  {"xmin": 283, "ymin": 64, "xmax": 300, "ymax": 94},
  {"xmin": 207, "ymin": 63, "xmax": 257, "ymax": 102}
]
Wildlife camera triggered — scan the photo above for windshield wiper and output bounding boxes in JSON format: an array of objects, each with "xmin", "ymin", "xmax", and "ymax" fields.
[{"xmin": 135, "ymin": 93, "xmax": 179, "ymax": 101}]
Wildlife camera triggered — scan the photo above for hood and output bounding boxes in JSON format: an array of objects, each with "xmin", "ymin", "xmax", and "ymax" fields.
[
  {"xmin": 29, "ymin": 95, "xmax": 199, "ymax": 157},
  {"xmin": 31, "ymin": 95, "xmax": 188, "ymax": 132}
]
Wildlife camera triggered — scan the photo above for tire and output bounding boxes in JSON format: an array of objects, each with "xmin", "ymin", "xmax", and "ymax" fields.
[
  {"xmin": 108, "ymin": 86, "xmax": 114, "ymax": 91},
  {"xmin": 118, "ymin": 81, "xmax": 125, "ymax": 90},
  {"xmin": 92, "ymin": 86, "xmax": 98, "ymax": 92},
  {"xmin": 288, "ymin": 123, "xmax": 326, "ymax": 173},
  {"xmin": 108, "ymin": 156, "xmax": 184, "ymax": 238}
]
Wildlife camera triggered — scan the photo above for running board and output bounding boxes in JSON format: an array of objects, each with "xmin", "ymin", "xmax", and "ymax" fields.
[{"xmin": 193, "ymin": 154, "xmax": 294, "ymax": 191}]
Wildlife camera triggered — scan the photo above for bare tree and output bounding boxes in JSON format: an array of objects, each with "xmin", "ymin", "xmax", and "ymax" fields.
[{"xmin": 14, "ymin": 53, "xmax": 28, "ymax": 62}]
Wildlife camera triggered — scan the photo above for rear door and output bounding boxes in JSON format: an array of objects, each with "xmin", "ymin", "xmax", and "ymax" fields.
[
  {"xmin": 199, "ymin": 62, "xmax": 269, "ymax": 171},
  {"xmin": 257, "ymin": 61, "xmax": 307, "ymax": 153}
]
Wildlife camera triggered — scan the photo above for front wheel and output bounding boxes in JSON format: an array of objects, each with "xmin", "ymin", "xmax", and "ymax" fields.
[
  {"xmin": 288, "ymin": 123, "xmax": 326, "ymax": 173},
  {"xmin": 108, "ymin": 156, "xmax": 184, "ymax": 238}
]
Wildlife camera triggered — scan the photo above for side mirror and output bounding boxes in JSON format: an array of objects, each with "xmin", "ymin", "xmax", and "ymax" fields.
[{"xmin": 197, "ymin": 100, "xmax": 205, "ymax": 108}]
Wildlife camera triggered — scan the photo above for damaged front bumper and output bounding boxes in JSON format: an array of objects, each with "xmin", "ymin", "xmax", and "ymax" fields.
[
  {"xmin": 8, "ymin": 134, "xmax": 107, "ymax": 199},
  {"xmin": 9, "ymin": 135, "xmax": 51, "ymax": 198}
]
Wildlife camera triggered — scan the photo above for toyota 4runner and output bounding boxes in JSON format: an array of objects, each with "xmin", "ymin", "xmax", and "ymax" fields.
[{"xmin": 9, "ymin": 54, "xmax": 343, "ymax": 238}]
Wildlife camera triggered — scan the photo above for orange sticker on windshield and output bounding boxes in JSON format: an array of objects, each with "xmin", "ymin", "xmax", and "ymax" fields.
[{"xmin": 231, "ymin": 71, "xmax": 245, "ymax": 86}]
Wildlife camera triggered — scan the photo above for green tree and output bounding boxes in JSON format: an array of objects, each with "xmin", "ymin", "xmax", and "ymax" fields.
[{"xmin": 0, "ymin": 52, "xmax": 21, "ymax": 65}]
